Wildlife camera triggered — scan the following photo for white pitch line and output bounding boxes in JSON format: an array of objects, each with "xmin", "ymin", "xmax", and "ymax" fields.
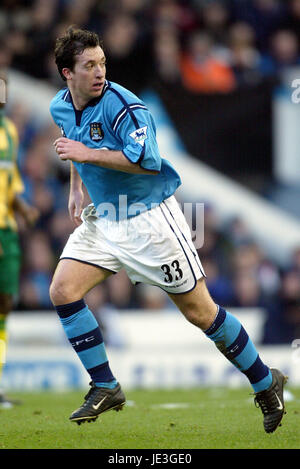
[{"xmin": 151, "ymin": 403, "xmax": 192, "ymax": 410}]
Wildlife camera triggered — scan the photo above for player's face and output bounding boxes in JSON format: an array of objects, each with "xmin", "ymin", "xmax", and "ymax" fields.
[{"xmin": 66, "ymin": 46, "xmax": 106, "ymax": 105}]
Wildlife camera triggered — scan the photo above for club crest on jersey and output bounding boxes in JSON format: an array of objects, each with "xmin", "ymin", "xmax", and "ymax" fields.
[
  {"xmin": 90, "ymin": 122, "xmax": 104, "ymax": 141},
  {"xmin": 129, "ymin": 126, "xmax": 148, "ymax": 146}
]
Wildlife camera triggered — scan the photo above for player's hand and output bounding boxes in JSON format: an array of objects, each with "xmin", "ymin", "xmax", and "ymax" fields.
[
  {"xmin": 54, "ymin": 138, "xmax": 90, "ymax": 163},
  {"xmin": 23, "ymin": 205, "xmax": 40, "ymax": 227},
  {"xmin": 68, "ymin": 187, "xmax": 84, "ymax": 226},
  {"xmin": 13, "ymin": 195, "xmax": 39, "ymax": 228}
]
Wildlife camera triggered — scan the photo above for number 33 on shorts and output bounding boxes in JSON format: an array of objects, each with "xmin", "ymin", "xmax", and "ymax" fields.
[
  {"xmin": 161, "ymin": 260, "xmax": 183, "ymax": 284},
  {"xmin": 128, "ymin": 196, "xmax": 205, "ymax": 294}
]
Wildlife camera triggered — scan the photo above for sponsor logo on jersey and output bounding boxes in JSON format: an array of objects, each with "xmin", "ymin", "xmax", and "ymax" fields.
[{"xmin": 129, "ymin": 126, "xmax": 148, "ymax": 146}]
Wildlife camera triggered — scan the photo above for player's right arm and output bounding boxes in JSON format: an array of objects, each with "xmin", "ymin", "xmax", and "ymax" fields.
[
  {"xmin": 49, "ymin": 93, "xmax": 84, "ymax": 226},
  {"xmin": 69, "ymin": 162, "xmax": 84, "ymax": 226}
]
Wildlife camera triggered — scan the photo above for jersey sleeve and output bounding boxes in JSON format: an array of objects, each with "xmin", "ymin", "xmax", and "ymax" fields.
[
  {"xmin": 108, "ymin": 93, "xmax": 162, "ymax": 172},
  {"xmin": 12, "ymin": 164, "xmax": 24, "ymax": 195},
  {"xmin": 49, "ymin": 89, "xmax": 66, "ymax": 128},
  {"xmin": 49, "ymin": 97, "xmax": 59, "ymax": 126},
  {"xmin": 6, "ymin": 118, "xmax": 19, "ymax": 161},
  {"xmin": 6, "ymin": 119, "xmax": 24, "ymax": 194}
]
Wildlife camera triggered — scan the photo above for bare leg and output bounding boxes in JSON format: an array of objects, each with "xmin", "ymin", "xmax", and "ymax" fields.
[
  {"xmin": 168, "ymin": 278, "xmax": 217, "ymax": 330},
  {"xmin": 49, "ymin": 258, "xmax": 112, "ymax": 305}
]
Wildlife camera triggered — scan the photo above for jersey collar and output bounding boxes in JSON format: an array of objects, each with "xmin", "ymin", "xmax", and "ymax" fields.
[{"xmin": 63, "ymin": 80, "xmax": 109, "ymax": 110}]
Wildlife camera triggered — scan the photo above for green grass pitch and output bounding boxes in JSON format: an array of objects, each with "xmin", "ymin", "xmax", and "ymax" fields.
[{"xmin": 0, "ymin": 387, "xmax": 299, "ymax": 449}]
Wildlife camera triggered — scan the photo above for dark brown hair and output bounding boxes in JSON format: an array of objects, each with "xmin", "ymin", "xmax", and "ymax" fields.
[{"xmin": 54, "ymin": 26, "xmax": 102, "ymax": 81}]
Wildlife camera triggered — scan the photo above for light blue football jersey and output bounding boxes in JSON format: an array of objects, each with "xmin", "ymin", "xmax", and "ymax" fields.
[{"xmin": 50, "ymin": 80, "xmax": 181, "ymax": 220}]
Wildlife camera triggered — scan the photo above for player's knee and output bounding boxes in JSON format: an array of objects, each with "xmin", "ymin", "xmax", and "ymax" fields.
[
  {"xmin": 180, "ymin": 300, "xmax": 217, "ymax": 330},
  {"xmin": 181, "ymin": 304, "xmax": 207, "ymax": 329},
  {"xmin": 49, "ymin": 278, "xmax": 77, "ymax": 306}
]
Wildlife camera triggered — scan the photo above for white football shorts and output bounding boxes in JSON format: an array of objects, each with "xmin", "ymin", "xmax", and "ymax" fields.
[{"xmin": 60, "ymin": 195, "xmax": 205, "ymax": 294}]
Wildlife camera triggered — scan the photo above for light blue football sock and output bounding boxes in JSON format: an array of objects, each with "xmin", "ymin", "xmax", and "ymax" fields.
[
  {"xmin": 205, "ymin": 306, "xmax": 272, "ymax": 392},
  {"xmin": 55, "ymin": 299, "xmax": 117, "ymax": 388}
]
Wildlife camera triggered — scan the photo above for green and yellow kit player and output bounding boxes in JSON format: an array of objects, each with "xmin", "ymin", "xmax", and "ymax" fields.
[{"xmin": 0, "ymin": 77, "xmax": 39, "ymax": 407}]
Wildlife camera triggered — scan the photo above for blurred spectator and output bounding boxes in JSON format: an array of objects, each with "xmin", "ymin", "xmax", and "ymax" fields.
[
  {"xmin": 198, "ymin": 204, "xmax": 234, "ymax": 276},
  {"xmin": 232, "ymin": 0, "xmax": 288, "ymax": 51},
  {"xmin": 290, "ymin": 246, "xmax": 300, "ymax": 271},
  {"xmin": 48, "ymin": 210, "xmax": 75, "ymax": 255},
  {"xmin": 260, "ymin": 29, "xmax": 300, "ymax": 76},
  {"xmin": 2, "ymin": 0, "xmax": 298, "ymax": 92},
  {"xmin": 153, "ymin": 30, "xmax": 182, "ymax": 84},
  {"xmin": 19, "ymin": 230, "xmax": 54, "ymax": 309},
  {"xmin": 10, "ymin": 0, "xmax": 59, "ymax": 79},
  {"xmin": 180, "ymin": 30, "xmax": 236, "ymax": 93},
  {"xmin": 0, "ymin": 36, "xmax": 12, "ymax": 69},
  {"xmin": 153, "ymin": 0, "xmax": 198, "ymax": 37},
  {"xmin": 61, "ymin": 0, "xmax": 94, "ymax": 27},
  {"xmin": 231, "ymin": 241, "xmax": 263, "ymax": 276},
  {"xmin": 231, "ymin": 271, "xmax": 263, "ymax": 307},
  {"xmin": 136, "ymin": 284, "xmax": 174, "ymax": 310},
  {"xmin": 202, "ymin": 257, "xmax": 234, "ymax": 306},
  {"xmin": 228, "ymin": 21, "xmax": 269, "ymax": 86},
  {"xmin": 7, "ymin": 101, "xmax": 37, "ymax": 165},
  {"xmin": 19, "ymin": 279, "xmax": 43, "ymax": 310},
  {"xmin": 200, "ymin": 0, "xmax": 232, "ymax": 46},
  {"xmin": 280, "ymin": 0, "xmax": 300, "ymax": 43},
  {"xmin": 233, "ymin": 243, "xmax": 279, "ymax": 293},
  {"xmin": 279, "ymin": 269, "xmax": 300, "ymax": 339},
  {"xmin": 257, "ymin": 258, "xmax": 281, "ymax": 297},
  {"xmin": 102, "ymin": 14, "xmax": 152, "ymax": 92},
  {"xmin": 224, "ymin": 215, "xmax": 253, "ymax": 246},
  {"xmin": 106, "ymin": 269, "xmax": 137, "ymax": 310},
  {"xmin": 263, "ymin": 268, "xmax": 300, "ymax": 343}
]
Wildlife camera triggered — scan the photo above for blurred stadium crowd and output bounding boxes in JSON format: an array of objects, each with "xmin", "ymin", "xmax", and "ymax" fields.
[
  {"xmin": 1, "ymin": 0, "xmax": 300, "ymax": 344},
  {"xmin": 1, "ymin": 0, "xmax": 300, "ymax": 90}
]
